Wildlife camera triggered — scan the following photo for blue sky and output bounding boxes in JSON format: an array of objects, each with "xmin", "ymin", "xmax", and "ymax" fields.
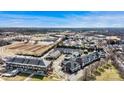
[{"xmin": 0, "ymin": 11, "xmax": 124, "ymax": 27}]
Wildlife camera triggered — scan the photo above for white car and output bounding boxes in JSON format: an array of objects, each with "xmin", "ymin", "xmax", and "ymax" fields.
[
  {"xmin": 1, "ymin": 73, "xmax": 13, "ymax": 77},
  {"xmin": 11, "ymin": 69, "xmax": 19, "ymax": 75}
]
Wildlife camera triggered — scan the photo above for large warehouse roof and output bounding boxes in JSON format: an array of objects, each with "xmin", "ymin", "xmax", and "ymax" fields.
[{"xmin": 6, "ymin": 56, "xmax": 50, "ymax": 67}]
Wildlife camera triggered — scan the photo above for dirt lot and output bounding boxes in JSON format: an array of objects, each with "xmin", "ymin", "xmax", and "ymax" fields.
[{"xmin": 7, "ymin": 42, "xmax": 53, "ymax": 56}]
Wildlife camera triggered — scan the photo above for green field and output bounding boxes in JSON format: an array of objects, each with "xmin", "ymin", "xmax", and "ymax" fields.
[{"xmin": 31, "ymin": 75, "xmax": 44, "ymax": 81}]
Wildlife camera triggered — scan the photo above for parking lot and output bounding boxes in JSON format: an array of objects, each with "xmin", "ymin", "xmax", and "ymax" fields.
[{"xmin": 1, "ymin": 73, "xmax": 29, "ymax": 81}]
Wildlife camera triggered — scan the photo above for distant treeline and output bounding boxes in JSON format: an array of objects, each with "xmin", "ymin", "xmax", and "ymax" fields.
[{"xmin": 0, "ymin": 27, "xmax": 124, "ymax": 35}]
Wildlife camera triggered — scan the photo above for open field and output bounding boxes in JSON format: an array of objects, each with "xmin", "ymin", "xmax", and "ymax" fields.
[
  {"xmin": 1, "ymin": 73, "xmax": 58, "ymax": 81},
  {"xmin": 7, "ymin": 42, "xmax": 53, "ymax": 56},
  {"xmin": 30, "ymin": 73, "xmax": 62, "ymax": 81},
  {"xmin": 95, "ymin": 65, "xmax": 123, "ymax": 81},
  {"xmin": 0, "ymin": 46, "xmax": 15, "ymax": 57}
]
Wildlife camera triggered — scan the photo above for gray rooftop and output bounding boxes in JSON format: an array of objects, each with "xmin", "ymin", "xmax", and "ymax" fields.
[{"xmin": 6, "ymin": 57, "xmax": 50, "ymax": 67}]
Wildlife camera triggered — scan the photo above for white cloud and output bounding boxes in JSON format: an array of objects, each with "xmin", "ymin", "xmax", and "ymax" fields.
[{"xmin": 0, "ymin": 12, "xmax": 124, "ymax": 27}]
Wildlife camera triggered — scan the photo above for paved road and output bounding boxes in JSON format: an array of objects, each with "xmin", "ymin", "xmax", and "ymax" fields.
[{"xmin": 52, "ymin": 54, "xmax": 65, "ymax": 79}]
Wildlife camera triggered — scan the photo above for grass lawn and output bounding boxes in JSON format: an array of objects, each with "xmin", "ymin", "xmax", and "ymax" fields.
[
  {"xmin": 95, "ymin": 65, "xmax": 123, "ymax": 81},
  {"xmin": 2, "ymin": 73, "xmax": 29, "ymax": 81},
  {"xmin": 31, "ymin": 75, "xmax": 44, "ymax": 81},
  {"xmin": 31, "ymin": 74, "xmax": 61, "ymax": 81}
]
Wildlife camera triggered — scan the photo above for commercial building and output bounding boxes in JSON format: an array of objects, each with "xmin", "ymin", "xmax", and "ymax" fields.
[
  {"xmin": 0, "ymin": 39, "xmax": 11, "ymax": 46},
  {"xmin": 45, "ymin": 50, "xmax": 61, "ymax": 60},
  {"xmin": 5, "ymin": 56, "xmax": 52, "ymax": 76}
]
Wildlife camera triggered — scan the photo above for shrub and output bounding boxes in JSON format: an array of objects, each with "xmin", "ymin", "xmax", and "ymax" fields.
[
  {"xmin": 106, "ymin": 64, "xmax": 112, "ymax": 67},
  {"xmin": 103, "ymin": 65, "xmax": 109, "ymax": 69},
  {"xmin": 94, "ymin": 70, "xmax": 101, "ymax": 76},
  {"xmin": 98, "ymin": 68, "xmax": 104, "ymax": 72}
]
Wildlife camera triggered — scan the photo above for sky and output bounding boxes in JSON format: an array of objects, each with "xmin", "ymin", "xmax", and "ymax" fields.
[{"xmin": 0, "ymin": 11, "xmax": 124, "ymax": 27}]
